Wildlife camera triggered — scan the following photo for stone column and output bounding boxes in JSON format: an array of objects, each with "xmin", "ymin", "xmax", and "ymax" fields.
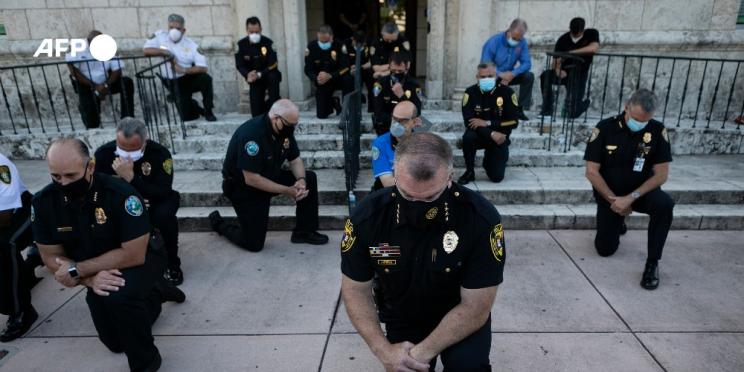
[
  {"xmin": 425, "ymin": 0, "xmax": 446, "ymax": 100},
  {"xmin": 282, "ymin": 0, "xmax": 310, "ymax": 102},
  {"xmin": 455, "ymin": 0, "xmax": 492, "ymax": 91}
]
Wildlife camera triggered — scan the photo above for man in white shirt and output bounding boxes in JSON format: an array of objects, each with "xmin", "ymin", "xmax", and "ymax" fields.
[
  {"xmin": 143, "ymin": 13, "xmax": 217, "ymax": 122},
  {"xmin": 66, "ymin": 30, "xmax": 134, "ymax": 129},
  {"xmin": 0, "ymin": 154, "xmax": 40, "ymax": 342}
]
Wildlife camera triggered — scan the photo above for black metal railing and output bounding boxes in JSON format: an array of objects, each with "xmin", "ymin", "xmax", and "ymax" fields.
[
  {"xmin": 341, "ymin": 45, "xmax": 364, "ymax": 214},
  {"xmin": 0, "ymin": 55, "xmax": 185, "ymax": 153},
  {"xmin": 540, "ymin": 51, "xmax": 744, "ymax": 152}
]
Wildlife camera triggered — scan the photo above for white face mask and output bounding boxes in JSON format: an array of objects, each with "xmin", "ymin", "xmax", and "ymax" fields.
[
  {"xmin": 115, "ymin": 146, "xmax": 144, "ymax": 162},
  {"xmin": 169, "ymin": 28, "xmax": 183, "ymax": 43},
  {"xmin": 249, "ymin": 33, "xmax": 261, "ymax": 43}
]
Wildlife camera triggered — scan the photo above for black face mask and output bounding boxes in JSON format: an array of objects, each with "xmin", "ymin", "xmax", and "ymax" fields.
[
  {"xmin": 391, "ymin": 72, "xmax": 407, "ymax": 84},
  {"xmin": 396, "ymin": 185, "xmax": 451, "ymax": 229},
  {"xmin": 277, "ymin": 121, "xmax": 295, "ymax": 139},
  {"xmin": 53, "ymin": 162, "xmax": 91, "ymax": 200}
]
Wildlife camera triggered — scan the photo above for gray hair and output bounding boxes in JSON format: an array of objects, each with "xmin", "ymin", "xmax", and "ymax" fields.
[
  {"xmin": 269, "ymin": 99, "xmax": 299, "ymax": 119},
  {"xmin": 509, "ymin": 18, "xmax": 528, "ymax": 32},
  {"xmin": 116, "ymin": 117, "xmax": 148, "ymax": 141},
  {"xmin": 394, "ymin": 133, "xmax": 453, "ymax": 181},
  {"xmin": 382, "ymin": 22, "xmax": 399, "ymax": 35},
  {"xmin": 627, "ymin": 89, "xmax": 658, "ymax": 113},
  {"xmin": 168, "ymin": 13, "xmax": 185, "ymax": 26}
]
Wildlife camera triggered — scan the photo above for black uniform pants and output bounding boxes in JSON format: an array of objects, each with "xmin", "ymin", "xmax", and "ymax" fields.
[
  {"xmin": 164, "ymin": 73, "xmax": 214, "ymax": 121},
  {"xmin": 361, "ymin": 69, "xmax": 375, "ymax": 113},
  {"xmin": 0, "ymin": 192, "xmax": 34, "ymax": 316},
  {"xmin": 85, "ymin": 246, "xmax": 166, "ymax": 372},
  {"xmin": 539, "ymin": 68, "xmax": 588, "ymax": 117},
  {"xmin": 248, "ymin": 70, "xmax": 281, "ymax": 117},
  {"xmin": 505, "ymin": 71, "xmax": 534, "ymax": 111},
  {"xmin": 385, "ymin": 317, "xmax": 492, "ymax": 372},
  {"xmin": 315, "ymin": 75, "xmax": 354, "ymax": 119},
  {"xmin": 594, "ymin": 188, "xmax": 675, "ymax": 261},
  {"xmin": 220, "ymin": 170, "xmax": 320, "ymax": 252},
  {"xmin": 462, "ymin": 129, "xmax": 510, "ymax": 183},
  {"xmin": 75, "ymin": 76, "xmax": 135, "ymax": 129},
  {"xmin": 148, "ymin": 192, "xmax": 180, "ymax": 269}
]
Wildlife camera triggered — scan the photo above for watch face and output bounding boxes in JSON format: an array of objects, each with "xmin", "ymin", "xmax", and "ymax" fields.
[{"xmin": 68, "ymin": 266, "xmax": 79, "ymax": 278}]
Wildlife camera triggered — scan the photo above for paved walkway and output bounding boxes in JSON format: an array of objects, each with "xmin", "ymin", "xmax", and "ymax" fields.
[{"xmin": 1, "ymin": 230, "xmax": 743, "ymax": 371}]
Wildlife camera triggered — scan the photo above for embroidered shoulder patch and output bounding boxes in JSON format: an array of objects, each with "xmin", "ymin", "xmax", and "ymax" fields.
[
  {"xmin": 163, "ymin": 158, "xmax": 173, "ymax": 175},
  {"xmin": 0, "ymin": 165, "xmax": 10, "ymax": 184},
  {"xmin": 490, "ymin": 224, "xmax": 505, "ymax": 262},
  {"xmin": 245, "ymin": 141, "xmax": 259, "ymax": 156},
  {"xmin": 341, "ymin": 219, "xmax": 356, "ymax": 253},
  {"xmin": 125, "ymin": 196, "xmax": 144, "ymax": 217}
]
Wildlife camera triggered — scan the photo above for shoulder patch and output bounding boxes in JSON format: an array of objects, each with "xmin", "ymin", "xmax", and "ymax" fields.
[
  {"xmin": 511, "ymin": 92, "xmax": 519, "ymax": 107},
  {"xmin": 125, "ymin": 195, "xmax": 144, "ymax": 217},
  {"xmin": 369, "ymin": 46, "xmax": 375, "ymax": 56},
  {"xmin": 0, "ymin": 165, "xmax": 10, "ymax": 184},
  {"xmin": 416, "ymin": 87, "xmax": 423, "ymax": 99},
  {"xmin": 462, "ymin": 93, "xmax": 469, "ymax": 107},
  {"xmin": 661, "ymin": 128, "xmax": 669, "ymax": 142},
  {"xmin": 148, "ymin": 33, "xmax": 156, "ymax": 40},
  {"xmin": 489, "ymin": 224, "xmax": 505, "ymax": 262},
  {"xmin": 341, "ymin": 219, "xmax": 356, "ymax": 253},
  {"xmin": 371, "ymin": 145, "xmax": 380, "ymax": 161},
  {"xmin": 245, "ymin": 141, "xmax": 259, "ymax": 156},
  {"xmin": 590, "ymin": 128, "xmax": 600, "ymax": 142},
  {"xmin": 163, "ymin": 158, "xmax": 173, "ymax": 175},
  {"xmin": 402, "ymin": 41, "xmax": 410, "ymax": 50},
  {"xmin": 305, "ymin": 48, "xmax": 310, "ymax": 57},
  {"xmin": 342, "ymin": 44, "xmax": 348, "ymax": 54},
  {"xmin": 373, "ymin": 82, "xmax": 382, "ymax": 97}
]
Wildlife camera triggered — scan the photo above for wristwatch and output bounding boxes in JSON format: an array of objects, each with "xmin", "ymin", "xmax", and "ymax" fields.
[
  {"xmin": 631, "ymin": 191, "xmax": 641, "ymax": 199},
  {"xmin": 68, "ymin": 263, "xmax": 80, "ymax": 279}
]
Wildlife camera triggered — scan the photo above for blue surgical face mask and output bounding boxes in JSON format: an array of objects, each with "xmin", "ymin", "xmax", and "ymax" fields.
[
  {"xmin": 507, "ymin": 37, "xmax": 519, "ymax": 47},
  {"xmin": 479, "ymin": 77, "xmax": 496, "ymax": 92},
  {"xmin": 318, "ymin": 41, "xmax": 332, "ymax": 50},
  {"xmin": 626, "ymin": 117, "xmax": 649, "ymax": 132},
  {"xmin": 390, "ymin": 121, "xmax": 406, "ymax": 138}
]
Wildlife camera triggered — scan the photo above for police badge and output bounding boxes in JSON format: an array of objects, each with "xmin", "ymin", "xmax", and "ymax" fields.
[
  {"xmin": 141, "ymin": 162, "xmax": 152, "ymax": 176},
  {"xmin": 443, "ymin": 231, "xmax": 459, "ymax": 254},
  {"xmin": 95, "ymin": 207, "xmax": 107, "ymax": 224}
]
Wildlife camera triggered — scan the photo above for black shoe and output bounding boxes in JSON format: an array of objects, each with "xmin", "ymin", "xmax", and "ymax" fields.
[
  {"xmin": 0, "ymin": 306, "xmax": 38, "ymax": 342},
  {"xmin": 641, "ymin": 262, "xmax": 659, "ymax": 290},
  {"xmin": 619, "ymin": 221, "xmax": 628, "ymax": 235},
  {"xmin": 164, "ymin": 266, "xmax": 184, "ymax": 286},
  {"xmin": 569, "ymin": 99, "xmax": 591, "ymax": 119},
  {"xmin": 518, "ymin": 111, "xmax": 529, "ymax": 121},
  {"xmin": 143, "ymin": 350, "xmax": 162, "ymax": 372},
  {"xmin": 208, "ymin": 211, "xmax": 223, "ymax": 234},
  {"xmin": 291, "ymin": 231, "xmax": 329, "ymax": 245},
  {"xmin": 457, "ymin": 170, "xmax": 475, "ymax": 185},
  {"xmin": 157, "ymin": 281, "xmax": 186, "ymax": 303},
  {"xmin": 333, "ymin": 97, "xmax": 342, "ymax": 116},
  {"xmin": 205, "ymin": 110, "xmax": 217, "ymax": 122}
]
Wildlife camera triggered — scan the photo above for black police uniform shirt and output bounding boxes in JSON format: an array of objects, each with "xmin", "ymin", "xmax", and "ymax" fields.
[
  {"xmin": 370, "ymin": 36, "xmax": 410, "ymax": 67},
  {"xmin": 94, "ymin": 140, "xmax": 175, "ymax": 204},
  {"xmin": 344, "ymin": 38, "xmax": 371, "ymax": 66},
  {"xmin": 304, "ymin": 40, "xmax": 350, "ymax": 86},
  {"xmin": 583, "ymin": 112, "xmax": 673, "ymax": 197},
  {"xmin": 462, "ymin": 83, "xmax": 520, "ymax": 139},
  {"xmin": 340, "ymin": 184, "xmax": 505, "ymax": 329},
  {"xmin": 31, "ymin": 173, "xmax": 150, "ymax": 263},
  {"xmin": 235, "ymin": 35, "xmax": 280, "ymax": 80},
  {"xmin": 222, "ymin": 114, "xmax": 300, "ymax": 190},
  {"xmin": 554, "ymin": 28, "xmax": 600, "ymax": 73},
  {"xmin": 373, "ymin": 75, "xmax": 423, "ymax": 118}
]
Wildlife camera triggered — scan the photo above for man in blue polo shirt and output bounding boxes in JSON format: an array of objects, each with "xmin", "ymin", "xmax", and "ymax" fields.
[
  {"xmin": 370, "ymin": 101, "xmax": 421, "ymax": 191},
  {"xmin": 481, "ymin": 18, "xmax": 533, "ymax": 120}
]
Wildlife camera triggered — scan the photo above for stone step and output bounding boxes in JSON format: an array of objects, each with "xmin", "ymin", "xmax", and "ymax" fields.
[
  {"xmin": 171, "ymin": 149, "xmax": 588, "ymax": 170},
  {"xmin": 171, "ymin": 131, "xmax": 556, "ymax": 153},
  {"xmin": 177, "ymin": 203, "xmax": 744, "ymax": 232}
]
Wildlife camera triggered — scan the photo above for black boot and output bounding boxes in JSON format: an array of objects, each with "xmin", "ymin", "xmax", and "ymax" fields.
[
  {"xmin": 0, "ymin": 306, "xmax": 38, "ymax": 342},
  {"xmin": 457, "ymin": 170, "xmax": 475, "ymax": 185},
  {"xmin": 641, "ymin": 262, "xmax": 659, "ymax": 290},
  {"xmin": 333, "ymin": 97, "xmax": 342, "ymax": 116},
  {"xmin": 208, "ymin": 211, "xmax": 223, "ymax": 234},
  {"xmin": 619, "ymin": 221, "xmax": 628, "ymax": 235},
  {"xmin": 164, "ymin": 265, "xmax": 184, "ymax": 286},
  {"xmin": 205, "ymin": 109, "xmax": 217, "ymax": 122},
  {"xmin": 291, "ymin": 231, "xmax": 329, "ymax": 245}
]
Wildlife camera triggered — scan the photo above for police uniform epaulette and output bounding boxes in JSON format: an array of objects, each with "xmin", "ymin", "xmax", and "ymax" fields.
[
  {"xmin": 350, "ymin": 187, "xmax": 395, "ymax": 225},
  {"xmin": 451, "ymin": 184, "xmax": 501, "ymax": 225}
]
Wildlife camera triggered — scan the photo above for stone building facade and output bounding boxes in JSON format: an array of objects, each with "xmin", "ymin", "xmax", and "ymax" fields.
[{"xmin": 1, "ymin": 0, "xmax": 743, "ymax": 115}]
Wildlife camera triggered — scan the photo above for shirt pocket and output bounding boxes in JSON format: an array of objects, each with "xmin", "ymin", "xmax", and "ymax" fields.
[{"xmin": 430, "ymin": 249, "xmax": 463, "ymax": 289}]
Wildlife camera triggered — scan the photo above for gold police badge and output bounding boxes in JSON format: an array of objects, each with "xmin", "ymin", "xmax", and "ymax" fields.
[
  {"xmin": 283, "ymin": 138, "xmax": 290, "ymax": 149},
  {"xmin": 261, "ymin": 46, "xmax": 268, "ymax": 56},
  {"xmin": 425, "ymin": 207, "xmax": 438, "ymax": 220},
  {"xmin": 443, "ymin": 231, "xmax": 459, "ymax": 254},
  {"xmin": 95, "ymin": 207, "xmax": 107, "ymax": 225},
  {"xmin": 331, "ymin": 50, "xmax": 337, "ymax": 60},
  {"xmin": 643, "ymin": 132, "xmax": 652, "ymax": 144},
  {"xmin": 141, "ymin": 162, "xmax": 152, "ymax": 176},
  {"xmin": 496, "ymin": 97, "xmax": 504, "ymax": 107},
  {"xmin": 405, "ymin": 90, "xmax": 411, "ymax": 99}
]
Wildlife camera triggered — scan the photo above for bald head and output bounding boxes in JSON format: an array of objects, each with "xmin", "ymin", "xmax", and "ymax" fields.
[
  {"xmin": 47, "ymin": 138, "xmax": 93, "ymax": 186},
  {"xmin": 393, "ymin": 101, "xmax": 417, "ymax": 119}
]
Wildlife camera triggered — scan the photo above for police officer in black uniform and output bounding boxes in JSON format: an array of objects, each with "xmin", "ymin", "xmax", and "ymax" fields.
[
  {"xmin": 93, "ymin": 118, "xmax": 183, "ymax": 286},
  {"xmin": 209, "ymin": 99, "xmax": 329, "ymax": 251},
  {"xmin": 304, "ymin": 24, "xmax": 353, "ymax": 119},
  {"xmin": 236, "ymin": 16, "xmax": 282, "ymax": 117},
  {"xmin": 341, "ymin": 133, "xmax": 505, "ymax": 371},
  {"xmin": 345, "ymin": 30, "xmax": 375, "ymax": 113},
  {"xmin": 584, "ymin": 89, "xmax": 674, "ymax": 290},
  {"xmin": 372, "ymin": 51, "xmax": 422, "ymax": 135},
  {"xmin": 370, "ymin": 22, "xmax": 411, "ymax": 80},
  {"xmin": 458, "ymin": 63, "xmax": 521, "ymax": 185},
  {"xmin": 32, "ymin": 138, "xmax": 184, "ymax": 372}
]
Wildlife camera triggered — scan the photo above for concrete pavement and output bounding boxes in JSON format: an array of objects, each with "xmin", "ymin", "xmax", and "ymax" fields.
[{"xmin": 1, "ymin": 230, "xmax": 743, "ymax": 371}]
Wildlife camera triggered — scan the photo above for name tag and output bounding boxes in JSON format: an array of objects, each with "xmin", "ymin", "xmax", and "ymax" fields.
[
  {"xmin": 633, "ymin": 157, "xmax": 645, "ymax": 172},
  {"xmin": 377, "ymin": 259, "xmax": 397, "ymax": 266},
  {"xmin": 57, "ymin": 226, "xmax": 73, "ymax": 232}
]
